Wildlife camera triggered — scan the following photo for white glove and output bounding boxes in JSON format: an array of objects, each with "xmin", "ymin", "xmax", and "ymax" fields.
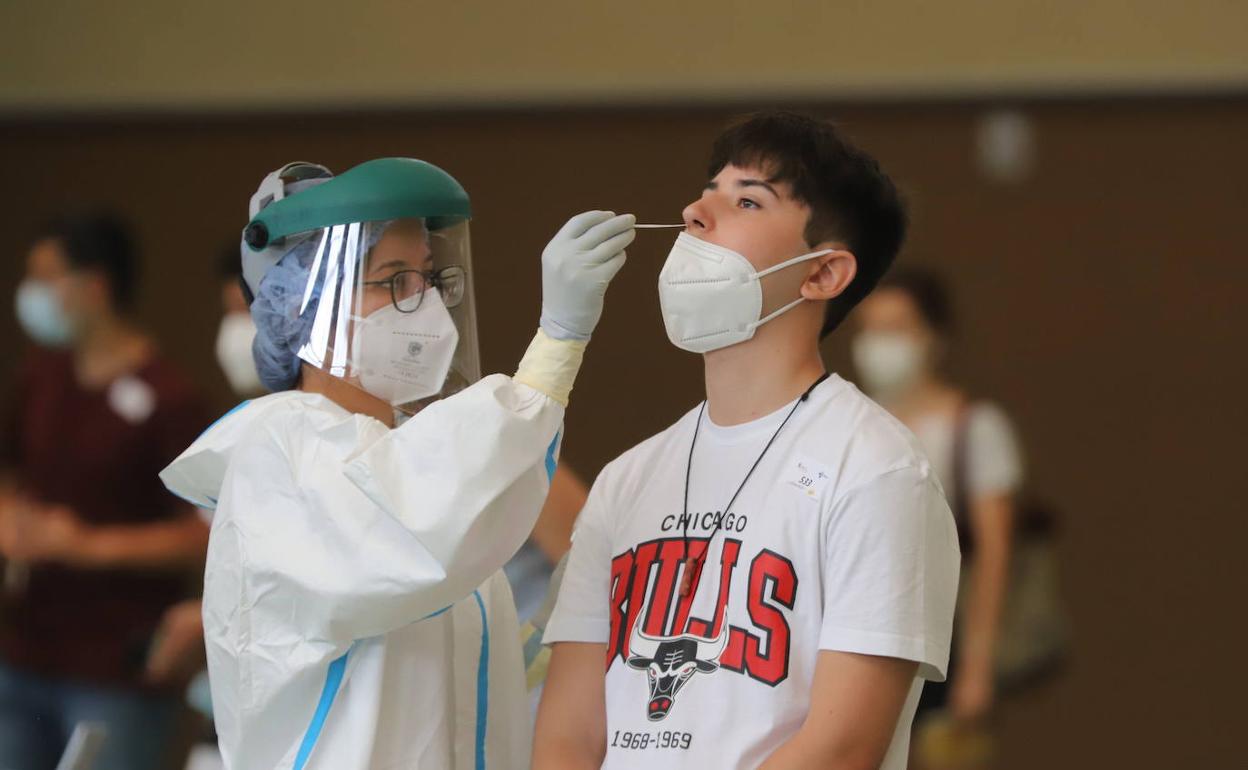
[{"xmin": 539, "ymin": 211, "xmax": 636, "ymax": 341}]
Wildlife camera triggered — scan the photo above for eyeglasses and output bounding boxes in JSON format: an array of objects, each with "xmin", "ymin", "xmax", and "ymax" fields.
[{"xmin": 362, "ymin": 265, "xmax": 466, "ymax": 313}]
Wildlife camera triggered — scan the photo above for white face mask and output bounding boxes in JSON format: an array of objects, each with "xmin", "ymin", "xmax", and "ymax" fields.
[
  {"xmin": 350, "ymin": 288, "xmax": 459, "ymax": 408},
  {"xmin": 15, "ymin": 280, "xmax": 74, "ymax": 348},
  {"xmin": 215, "ymin": 312, "xmax": 263, "ymax": 395},
  {"xmin": 658, "ymin": 232, "xmax": 832, "ymax": 354},
  {"xmin": 851, "ymin": 331, "xmax": 925, "ymax": 399}
]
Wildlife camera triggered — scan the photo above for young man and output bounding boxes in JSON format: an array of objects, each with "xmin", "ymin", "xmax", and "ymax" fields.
[{"xmin": 534, "ymin": 112, "xmax": 960, "ymax": 770}]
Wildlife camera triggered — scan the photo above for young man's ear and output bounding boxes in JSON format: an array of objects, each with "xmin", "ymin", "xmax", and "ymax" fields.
[{"xmin": 801, "ymin": 248, "xmax": 856, "ymax": 302}]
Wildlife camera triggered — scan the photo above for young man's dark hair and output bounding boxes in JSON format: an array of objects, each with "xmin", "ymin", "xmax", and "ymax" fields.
[
  {"xmin": 708, "ymin": 111, "xmax": 907, "ymax": 337},
  {"xmin": 39, "ymin": 211, "xmax": 141, "ymax": 311}
]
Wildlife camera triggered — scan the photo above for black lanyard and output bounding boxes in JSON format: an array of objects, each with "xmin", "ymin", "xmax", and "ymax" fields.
[{"xmin": 679, "ymin": 372, "xmax": 830, "ymax": 598}]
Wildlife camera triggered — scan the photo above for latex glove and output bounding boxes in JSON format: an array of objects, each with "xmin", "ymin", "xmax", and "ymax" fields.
[{"xmin": 539, "ymin": 211, "xmax": 635, "ymax": 340}]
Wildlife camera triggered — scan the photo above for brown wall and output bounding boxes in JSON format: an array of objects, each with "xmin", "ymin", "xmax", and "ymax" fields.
[{"xmin": 1, "ymin": 100, "xmax": 1244, "ymax": 766}]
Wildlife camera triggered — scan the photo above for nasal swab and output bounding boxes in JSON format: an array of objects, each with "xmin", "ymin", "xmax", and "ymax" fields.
[{"xmin": 634, "ymin": 224, "xmax": 685, "ymax": 229}]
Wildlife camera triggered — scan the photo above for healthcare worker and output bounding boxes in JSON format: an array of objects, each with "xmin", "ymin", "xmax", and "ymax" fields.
[{"xmin": 159, "ymin": 158, "xmax": 635, "ymax": 770}]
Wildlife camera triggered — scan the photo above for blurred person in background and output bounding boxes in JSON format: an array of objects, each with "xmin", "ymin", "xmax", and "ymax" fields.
[
  {"xmin": 213, "ymin": 242, "xmax": 264, "ymax": 401},
  {"xmin": 146, "ymin": 244, "xmax": 262, "ymax": 696},
  {"xmin": 505, "ymin": 464, "xmax": 588, "ymax": 623},
  {"xmin": 163, "ymin": 241, "xmax": 272, "ymax": 681},
  {"xmin": 0, "ymin": 212, "xmax": 211, "ymax": 770},
  {"xmin": 508, "ymin": 463, "xmax": 588, "ymax": 720},
  {"xmin": 143, "ymin": 241, "xmax": 271, "ymax": 770},
  {"xmin": 851, "ymin": 267, "xmax": 1024, "ymax": 766}
]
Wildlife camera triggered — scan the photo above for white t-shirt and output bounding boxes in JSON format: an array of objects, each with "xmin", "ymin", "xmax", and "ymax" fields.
[
  {"xmin": 910, "ymin": 402, "xmax": 1025, "ymax": 503},
  {"xmin": 545, "ymin": 374, "xmax": 961, "ymax": 770}
]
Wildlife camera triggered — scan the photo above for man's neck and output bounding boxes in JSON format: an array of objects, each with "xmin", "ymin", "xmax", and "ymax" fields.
[
  {"xmin": 878, "ymin": 375, "xmax": 959, "ymax": 426},
  {"xmin": 72, "ymin": 314, "xmax": 151, "ymax": 388},
  {"xmin": 702, "ymin": 332, "xmax": 826, "ymax": 427}
]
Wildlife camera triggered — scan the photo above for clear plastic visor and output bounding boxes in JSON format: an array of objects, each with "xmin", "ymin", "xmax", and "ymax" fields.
[{"xmin": 291, "ymin": 217, "xmax": 480, "ymax": 414}]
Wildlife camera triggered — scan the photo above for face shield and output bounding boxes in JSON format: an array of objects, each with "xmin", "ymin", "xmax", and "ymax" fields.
[{"xmin": 243, "ymin": 158, "xmax": 480, "ymax": 415}]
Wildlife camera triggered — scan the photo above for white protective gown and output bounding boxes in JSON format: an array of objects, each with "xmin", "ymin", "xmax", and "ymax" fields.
[{"xmin": 160, "ymin": 374, "xmax": 563, "ymax": 770}]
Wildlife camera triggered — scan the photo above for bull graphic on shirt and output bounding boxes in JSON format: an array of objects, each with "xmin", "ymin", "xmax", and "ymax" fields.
[
  {"xmin": 625, "ymin": 614, "xmax": 729, "ymax": 721},
  {"xmin": 609, "ymin": 538, "xmax": 798, "ymax": 689}
]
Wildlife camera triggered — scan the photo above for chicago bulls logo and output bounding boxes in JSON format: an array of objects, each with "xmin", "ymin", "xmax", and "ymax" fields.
[{"xmin": 625, "ymin": 614, "xmax": 728, "ymax": 721}]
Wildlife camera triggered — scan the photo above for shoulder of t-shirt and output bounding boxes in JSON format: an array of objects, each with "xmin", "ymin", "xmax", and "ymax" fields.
[
  {"xmin": 967, "ymin": 401, "xmax": 1017, "ymax": 440},
  {"xmin": 803, "ymin": 375, "xmax": 936, "ymax": 492},
  {"xmin": 592, "ymin": 402, "xmax": 702, "ymax": 500},
  {"xmin": 964, "ymin": 399, "xmax": 1025, "ymax": 482}
]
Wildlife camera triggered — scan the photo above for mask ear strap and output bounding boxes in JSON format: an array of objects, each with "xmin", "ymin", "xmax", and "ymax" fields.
[
  {"xmin": 745, "ymin": 248, "xmax": 843, "ymax": 331},
  {"xmin": 750, "ymin": 248, "xmax": 834, "ymax": 280},
  {"xmin": 747, "ymin": 296, "xmax": 807, "ymax": 331}
]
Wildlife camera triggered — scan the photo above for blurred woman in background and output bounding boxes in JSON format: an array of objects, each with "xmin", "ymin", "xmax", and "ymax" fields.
[{"xmin": 851, "ymin": 267, "xmax": 1025, "ymax": 766}]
